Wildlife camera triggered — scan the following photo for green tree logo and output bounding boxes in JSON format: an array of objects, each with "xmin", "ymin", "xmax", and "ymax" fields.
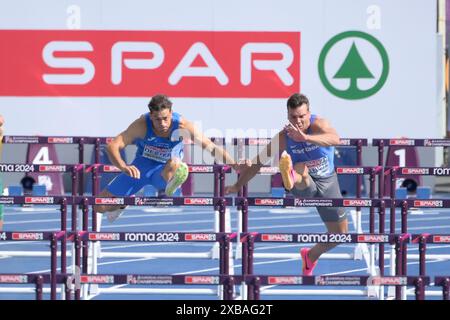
[{"xmin": 318, "ymin": 31, "xmax": 389, "ymax": 100}]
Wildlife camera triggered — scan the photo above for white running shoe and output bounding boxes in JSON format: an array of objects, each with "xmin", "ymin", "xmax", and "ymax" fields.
[{"xmin": 165, "ymin": 162, "xmax": 189, "ymax": 196}]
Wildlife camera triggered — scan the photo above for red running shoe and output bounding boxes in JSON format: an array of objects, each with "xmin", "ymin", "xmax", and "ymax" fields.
[{"xmin": 300, "ymin": 247, "xmax": 317, "ymax": 276}]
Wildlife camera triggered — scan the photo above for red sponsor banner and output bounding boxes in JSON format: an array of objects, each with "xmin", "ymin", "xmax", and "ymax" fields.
[
  {"xmin": 88, "ymin": 233, "xmax": 120, "ymax": 241},
  {"xmin": 0, "ymin": 275, "xmax": 28, "ymax": 283},
  {"xmin": 268, "ymin": 276, "xmax": 302, "ymax": 285},
  {"xmin": 261, "ymin": 234, "xmax": 293, "ymax": 242},
  {"xmin": 389, "ymin": 139, "xmax": 415, "ymax": 146},
  {"xmin": 413, "ymin": 200, "xmax": 443, "ymax": 208},
  {"xmin": 25, "ymin": 197, "xmax": 54, "ymax": 204},
  {"xmin": 188, "ymin": 166, "xmax": 213, "ymax": 173},
  {"xmin": 183, "ymin": 198, "xmax": 213, "ymax": 205},
  {"xmin": 184, "ymin": 276, "xmax": 219, "ymax": 284},
  {"xmin": 368, "ymin": 276, "xmax": 407, "ymax": 286},
  {"xmin": 47, "ymin": 137, "xmax": 73, "ymax": 144},
  {"xmin": 343, "ymin": 199, "xmax": 372, "ymax": 207},
  {"xmin": 336, "ymin": 167, "xmax": 364, "ymax": 174},
  {"xmin": 185, "ymin": 233, "xmax": 216, "ymax": 241},
  {"xmin": 259, "ymin": 167, "xmax": 279, "ymax": 174},
  {"xmin": 255, "ymin": 198, "xmax": 284, "ymax": 206},
  {"xmin": 103, "ymin": 165, "xmax": 121, "ymax": 172},
  {"xmin": 401, "ymin": 168, "xmax": 429, "ymax": 175},
  {"xmin": 94, "ymin": 197, "xmax": 124, "ymax": 205},
  {"xmin": 38, "ymin": 165, "xmax": 67, "ymax": 172},
  {"xmin": 248, "ymin": 138, "xmax": 271, "ymax": 145},
  {"xmin": 12, "ymin": 232, "xmax": 44, "ymax": 240},
  {"xmin": 433, "ymin": 235, "xmax": 450, "ymax": 243},
  {"xmin": 80, "ymin": 275, "xmax": 114, "ymax": 284},
  {"xmin": 357, "ymin": 235, "xmax": 389, "ymax": 243},
  {"xmin": 0, "ymin": 30, "xmax": 300, "ymax": 98}
]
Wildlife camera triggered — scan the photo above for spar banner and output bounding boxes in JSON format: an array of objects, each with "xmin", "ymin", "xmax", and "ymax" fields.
[
  {"xmin": 0, "ymin": 30, "xmax": 300, "ymax": 98},
  {"xmin": 0, "ymin": 0, "xmax": 441, "ymax": 140}
]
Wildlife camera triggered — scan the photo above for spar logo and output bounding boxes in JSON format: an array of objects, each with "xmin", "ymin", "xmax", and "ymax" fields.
[
  {"xmin": 248, "ymin": 138, "xmax": 271, "ymax": 145},
  {"xmin": 367, "ymin": 276, "xmax": 407, "ymax": 286},
  {"xmin": 357, "ymin": 235, "xmax": 389, "ymax": 243},
  {"xmin": 88, "ymin": 233, "xmax": 120, "ymax": 241},
  {"xmin": 185, "ymin": 233, "xmax": 216, "ymax": 241},
  {"xmin": 389, "ymin": 139, "xmax": 415, "ymax": 146},
  {"xmin": 0, "ymin": 275, "xmax": 28, "ymax": 283},
  {"xmin": 39, "ymin": 165, "xmax": 67, "ymax": 172},
  {"xmin": 318, "ymin": 31, "xmax": 389, "ymax": 100},
  {"xmin": 261, "ymin": 234, "xmax": 293, "ymax": 242},
  {"xmin": 184, "ymin": 198, "xmax": 213, "ymax": 205},
  {"xmin": 103, "ymin": 165, "xmax": 121, "ymax": 172},
  {"xmin": 432, "ymin": 236, "xmax": 450, "ymax": 243},
  {"xmin": 401, "ymin": 168, "xmax": 429, "ymax": 175},
  {"xmin": 336, "ymin": 167, "xmax": 364, "ymax": 174},
  {"xmin": 0, "ymin": 30, "xmax": 300, "ymax": 98},
  {"xmin": 47, "ymin": 137, "xmax": 73, "ymax": 143},
  {"xmin": 259, "ymin": 167, "xmax": 279, "ymax": 174},
  {"xmin": 80, "ymin": 275, "xmax": 114, "ymax": 284},
  {"xmin": 94, "ymin": 197, "xmax": 124, "ymax": 205},
  {"xmin": 25, "ymin": 197, "xmax": 54, "ymax": 204},
  {"xmin": 343, "ymin": 199, "xmax": 372, "ymax": 207},
  {"xmin": 185, "ymin": 276, "xmax": 220, "ymax": 285},
  {"xmin": 413, "ymin": 200, "xmax": 443, "ymax": 208},
  {"xmin": 255, "ymin": 198, "xmax": 284, "ymax": 206},
  {"xmin": 268, "ymin": 276, "xmax": 302, "ymax": 285},
  {"xmin": 188, "ymin": 166, "xmax": 213, "ymax": 173},
  {"xmin": 12, "ymin": 232, "xmax": 44, "ymax": 240}
]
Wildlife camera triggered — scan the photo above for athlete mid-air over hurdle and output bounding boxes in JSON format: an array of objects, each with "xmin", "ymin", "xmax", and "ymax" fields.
[
  {"xmin": 94, "ymin": 94, "xmax": 244, "ymax": 222},
  {"xmin": 226, "ymin": 93, "xmax": 348, "ymax": 275}
]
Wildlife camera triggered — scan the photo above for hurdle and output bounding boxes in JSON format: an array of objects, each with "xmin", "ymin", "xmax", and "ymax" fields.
[
  {"xmin": 232, "ymin": 138, "xmax": 369, "ymax": 260},
  {"xmin": 241, "ymin": 231, "xmax": 450, "ymax": 300},
  {"xmin": 434, "ymin": 276, "xmax": 450, "ymax": 300},
  {"xmin": 74, "ymin": 195, "xmax": 233, "ymax": 299},
  {"xmin": 71, "ymin": 274, "xmax": 237, "ymax": 300},
  {"xmin": 240, "ymin": 274, "xmax": 430, "ymax": 300},
  {"xmin": 0, "ymin": 230, "xmax": 68, "ymax": 299},
  {"xmin": 70, "ymin": 231, "xmax": 234, "ymax": 300}
]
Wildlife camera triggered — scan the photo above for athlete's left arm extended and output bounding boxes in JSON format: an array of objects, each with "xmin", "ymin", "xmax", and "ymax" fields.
[
  {"xmin": 306, "ymin": 118, "xmax": 340, "ymax": 146},
  {"xmin": 180, "ymin": 119, "xmax": 238, "ymax": 168}
]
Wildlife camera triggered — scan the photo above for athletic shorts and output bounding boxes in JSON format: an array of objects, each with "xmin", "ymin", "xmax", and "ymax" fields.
[
  {"xmin": 291, "ymin": 172, "xmax": 346, "ymax": 222},
  {"xmin": 106, "ymin": 157, "xmax": 167, "ymax": 196}
]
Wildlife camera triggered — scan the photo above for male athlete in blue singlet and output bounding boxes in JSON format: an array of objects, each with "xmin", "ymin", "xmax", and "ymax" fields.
[
  {"xmin": 225, "ymin": 93, "xmax": 348, "ymax": 275},
  {"xmin": 96, "ymin": 94, "xmax": 239, "ymax": 222}
]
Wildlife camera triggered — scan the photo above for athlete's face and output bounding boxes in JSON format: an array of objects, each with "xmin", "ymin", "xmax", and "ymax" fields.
[
  {"xmin": 150, "ymin": 108, "xmax": 172, "ymax": 135},
  {"xmin": 287, "ymin": 104, "xmax": 310, "ymax": 132}
]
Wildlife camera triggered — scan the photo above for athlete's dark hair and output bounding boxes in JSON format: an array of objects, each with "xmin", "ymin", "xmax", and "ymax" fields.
[
  {"xmin": 148, "ymin": 94, "xmax": 173, "ymax": 112},
  {"xmin": 287, "ymin": 93, "xmax": 310, "ymax": 110}
]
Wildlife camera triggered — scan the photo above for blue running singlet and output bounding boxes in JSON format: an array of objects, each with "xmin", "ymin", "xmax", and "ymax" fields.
[
  {"xmin": 107, "ymin": 112, "xmax": 184, "ymax": 196},
  {"xmin": 285, "ymin": 114, "xmax": 335, "ymax": 178}
]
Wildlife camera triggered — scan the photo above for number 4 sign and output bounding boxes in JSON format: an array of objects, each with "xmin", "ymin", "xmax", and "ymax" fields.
[{"xmin": 26, "ymin": 144, "xmax": 64, "ymax": 195}]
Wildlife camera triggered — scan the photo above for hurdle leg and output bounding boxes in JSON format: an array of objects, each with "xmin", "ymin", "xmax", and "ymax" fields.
[
  {"xmin": 88, "ymin": 212, "xmax": 102, "ymax": 296},
  {"xmin": 235, "ymin": 209, "xmax": 242, "ymax": 260},
  {"xmin": 387, "ymin": 245, "xmax": 396, "ymax": 299},
  {"xmin": 211, "ymin": 210, "xmax": 220, "ymax": 259}
]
